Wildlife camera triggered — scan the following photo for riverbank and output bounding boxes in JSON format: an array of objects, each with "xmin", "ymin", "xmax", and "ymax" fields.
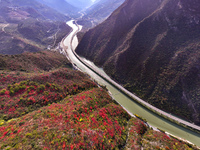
[
  {"xmin": 71, "ymin": 20, "xmax": 200, "ymax": 134},
  {"xmin": 61, "ymin": 20, "xmax": 200, "ymax": 147}
]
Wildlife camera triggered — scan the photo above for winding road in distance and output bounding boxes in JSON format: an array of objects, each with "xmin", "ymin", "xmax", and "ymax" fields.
[{"xmin": 60, "ymin": 20, "xmax": 200, "ymax": 147}]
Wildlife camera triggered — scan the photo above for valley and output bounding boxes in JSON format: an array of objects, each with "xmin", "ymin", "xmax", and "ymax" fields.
[
  {"xmin": 0, "ymin": 0, "xmax": 200, "ymax": 149},
  {"xmin": 77, "ymin": 0, "xmax": 125, "ymax": 29},
  {"xmin": 76, "ymin": 0, "xmax": 200, "ymax": 126},
  {"xmin": 0, "ymin": 22, "xmax": 198, "ymax": 150},
  {"xmin": 0, "ymin": 0, "xmax": 71, "ymax": 54},
  {"xmin": 61, "ymin": 19, "xmax": 200, "ymax": 147}
]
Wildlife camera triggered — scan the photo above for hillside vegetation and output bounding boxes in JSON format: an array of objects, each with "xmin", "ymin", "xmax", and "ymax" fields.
[
  {"xmin": 0, "ymin": 0, "xmax": 199, "ymax": 148},
  {"xmin": 0, "ymin": 51, "xmax": 198, "ymax": 149}
]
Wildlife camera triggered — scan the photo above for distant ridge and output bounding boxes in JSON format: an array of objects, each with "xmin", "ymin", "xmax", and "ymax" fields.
[{"xmin": 36, "ymin": 0, "xmax": 80, "ymax": 15}]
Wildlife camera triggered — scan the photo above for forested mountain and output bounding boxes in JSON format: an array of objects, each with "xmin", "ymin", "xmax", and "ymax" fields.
[{"xmin": 76, "ymin": 0, "xmax": 200, "ymax": 125}]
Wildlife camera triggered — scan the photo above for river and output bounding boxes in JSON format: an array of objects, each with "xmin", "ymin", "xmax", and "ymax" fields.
[{"xmin": 61, "ymin": 20, "xmax": 200, "ymax": 147}]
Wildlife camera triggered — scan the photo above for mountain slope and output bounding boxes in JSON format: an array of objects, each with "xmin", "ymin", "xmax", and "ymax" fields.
[
  {"xmin": 76, "ymin": 0, "xmax": 200, "ymax": 125},
  {"xmin": 0, "ymin": 51, "xmax": 72, "ymax": 72},
  {"xmin": 0, "ymin": 51, "xmax": 96, "ymax": 121},
  {"xmin": 10, "ymin": 0, "xmax": 69, "ymax": 21},
  {"xmin": 86, "ymin": 0, "xmax": 124, "ymax": 24},
  {"xmin": 0, "ymin": 0, "xmax": 71, "ymax": 54},
  {"xmin": 0, "ymin": 51, "xmax": 197, "ymax": 149},
  {"xmin": 77, "ymin": 0, "xmax": 124, "ymax": 29},
  {"xmin": 36, "ymin": 0, "xmax": 80, "ymax": 16}
]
